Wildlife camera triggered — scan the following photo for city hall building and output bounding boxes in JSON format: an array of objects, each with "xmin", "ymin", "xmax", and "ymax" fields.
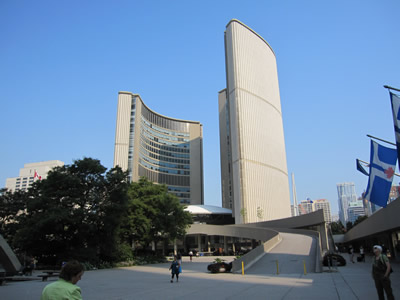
[
  {"xmin": 113, "ymin": 92, "xmax": 204, "ymax": 205},
  {"xmin": 219, "ymin": 20, "xmax": 291, "ymax": 223}
]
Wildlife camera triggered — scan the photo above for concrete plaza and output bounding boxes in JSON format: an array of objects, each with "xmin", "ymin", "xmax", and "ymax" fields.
[{"xmin": 1, "ymin": 255, "xmax": 398, "ymax": 299}]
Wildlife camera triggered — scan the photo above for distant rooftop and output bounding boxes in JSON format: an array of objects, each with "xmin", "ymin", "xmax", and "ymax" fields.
[{"xmin": 184, "ymin": 205, "xmax": 232, "ymax": 215}]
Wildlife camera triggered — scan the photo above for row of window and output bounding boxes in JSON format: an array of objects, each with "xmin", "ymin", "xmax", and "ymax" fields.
[
  {"xmin": 139, "ymin": 157, "xmax": 190, "ymax": 175},
  {"xmin": 141, "ymin": 123, "xmax": 190, "ymax": 145},
  {"xmin": 141, "ymin": 135, "xmax": 190, "ymax": 159},
  {"xmin": 142, "ymin": 120, "xmax": 190, "ymax": 142},
  {"xmin": 141, "ymin": 129, "xmax": 190, "ymax": 149},
  {"xmin": 168, "ymin": 186, "xmax": 191, "ymax": 193},
  {"xmin": 142, "ymin": 119, "xmax": 189, "ymax": 138},
  {"xmin": 139, "ymin": 149, "xmax": 190, "ymax": 170},
  {"xmin": 139, "ymin": 99, "xmax": 190, "ymax": 133},
  {"xmin": 16, "ymin": 176, "xmax": 34, "ymax": 181},
  {"xmin": 138, "ymin": 165, "xmax": 190, "ymax": 186},
  {"xmin": 140, "ymin": 143, "xmax": 190, "ymax": 165}
]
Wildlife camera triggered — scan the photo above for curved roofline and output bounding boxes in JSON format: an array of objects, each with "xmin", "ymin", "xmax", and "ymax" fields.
[
  {"xmin": 119, "ymin": 91, "xmax": 201, "ymax": 125},
  {"xmin": 226, "ymin": 19, "xmax": 275, "ymax": 56}
]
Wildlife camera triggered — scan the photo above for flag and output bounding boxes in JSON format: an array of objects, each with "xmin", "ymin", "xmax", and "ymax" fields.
[
  {"xmin": 356, "ymin": 159, "xmax": 369, "ymax": 176},
  {"xmin": 390, "ymin": 91, "xmax": 400, "ymax": 170},
  {"xmin": 364, "ymin": 140, "xmax": 397, "ymax": 207},
  {"xmin": 34, "ymin": 171, "xmax": 42, "ymax": 180}
]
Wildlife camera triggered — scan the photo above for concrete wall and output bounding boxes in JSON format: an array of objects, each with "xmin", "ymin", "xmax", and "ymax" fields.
[{"xmin": 232, "ymin": 233, "xmax": 281, "ymax": 273}]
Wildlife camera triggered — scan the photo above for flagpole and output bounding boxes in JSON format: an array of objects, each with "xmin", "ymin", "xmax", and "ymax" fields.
[
  {"xmin": 357, "ymin": 158, "xmax": 400, "ymax": 177},
  {"xmin": 384, "ymin": 85, "xmax": 400, "ymax": 93},
  {"xmin": 367, "ymin": 134, "xmax": 396, "ymax": 147}
]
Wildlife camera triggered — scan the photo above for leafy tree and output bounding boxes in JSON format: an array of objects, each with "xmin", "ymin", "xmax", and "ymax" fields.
[
  {"xmin": 346, "ymin": 221, "xmax": 353, "ymax": 231},
  {"xmin": 330, "ymin": 221, "xmax": 345, "ymax": 234},
  {"xmin": 0, "ymin": 188, "xmax": 28, "ymax": 243},
  {"xmin": 123, "ymin": 177, "xmax": 192, "ymax": 254},
  {"xmin": 13, "ymin": 158, "xmax": 130, "ymax": 265},
  {"xmin": 353, "ymin": 215, "xmax": 368, "ymax": 227}
]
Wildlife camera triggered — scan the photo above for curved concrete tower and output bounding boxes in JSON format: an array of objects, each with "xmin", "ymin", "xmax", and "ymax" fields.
[{"xmin": 219, "ymin": 20, "xmax": 291, "ymax": 223}]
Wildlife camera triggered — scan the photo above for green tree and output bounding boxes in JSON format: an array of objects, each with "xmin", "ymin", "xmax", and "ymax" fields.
[
  {"xmin": 0, "ymin": 188, "xmax": 28, "ymax": 243},
  {"xmin": 13, "ymin": 158, "xmax": 130, "ymax": 265},
  {"xmin": 353, "ymin": 215, "xmax": 368, "ymax": 227},
  {"xmin": 330, "ymin": 221, "xmax": 345, "ymax": 234},
  {"xmin": 346, "ymin": 221, "xmax": 353, "ymax": 231},
  {"xmin": 124, "ymin": 177, "xmax": 192, "ymax": 253}
]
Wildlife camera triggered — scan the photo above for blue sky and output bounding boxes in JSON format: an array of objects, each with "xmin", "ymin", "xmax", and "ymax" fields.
[{"xmin": 1, "ymin": 0, "xmax": 399, "ymax": 215}]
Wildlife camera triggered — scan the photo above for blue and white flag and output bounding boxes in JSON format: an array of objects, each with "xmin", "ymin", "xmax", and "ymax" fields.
[
  {"xmin": 390, "ymin": 91, "xmax": 400, "ymax": 169},
  {"xmin": 364, "ymin": 140, "xmax": 397, "ymax": 208}
]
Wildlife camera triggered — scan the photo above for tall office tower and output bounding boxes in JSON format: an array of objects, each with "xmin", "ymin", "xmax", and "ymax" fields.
[
  {"xmin": 313, "ymin": 199, "xmax": 332, "ymax": 223},
  {"xmin": 5, "ymin": 160, "xmax": 64, "ymax": 192},
  {"xmin": 219, "ymin": 20, "xmax": 291, "ymax": 224},
  {"xmin": 337, "ymin": 182, "xmax": 357, "ymax": 225},
  {"xmin": 347, "ymin": 199, "xmax": 366, "ymax": 223},
  {"xmin": 113, "ymin": 92, "xmax": 204, "ymax": 205}
]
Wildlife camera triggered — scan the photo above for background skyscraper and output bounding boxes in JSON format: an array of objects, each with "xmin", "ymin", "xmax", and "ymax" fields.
[
  {"xmin": 337, "ymin": 182, "xmax": 357, "ymax": 224},
  {"xmin": 113, "ymin": 92, "xmax": 204, "ymax": 205},
  {"xmin": 219, "ymin": 20, "xmax": 291, "ymax": 223}
]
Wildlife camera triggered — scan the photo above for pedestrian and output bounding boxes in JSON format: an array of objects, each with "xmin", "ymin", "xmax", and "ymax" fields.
[
  {"xmin": 372, "ymin": 245, "xmax": 394, "ymax": 300},
  {"xmin": 189, "ymin": 250, "xmax": 193, "ymax": 262},
  {"xmin": 349, "ymin": 245, "xmax": 355, "ymax": 263},
  {"xmin": 360, "ymin": 246, "xmax": 365, "ymax": 262},
  {"xmin": 169, "ymin": 256, "xmax": 180, "ymax": 283},
  {"xmin": 41, "ymin": 260, "xmax": 84, "ymax": 300},
  {"xmin": 176, "ymin": 253, "xmax": 182, "ymax": 273}
]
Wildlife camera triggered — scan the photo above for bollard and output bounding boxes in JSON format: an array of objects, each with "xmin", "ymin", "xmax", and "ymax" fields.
[
  {"xmin": 303, "ymin": 260, "xmax": 307, "ymax": 275},
  {"xmin": 276, "ymin": 260, "xmax": 279, "ymax": 275},
  {"xmin": 242, "ymin": 261, "xmax": 244, "ymax": 275}
]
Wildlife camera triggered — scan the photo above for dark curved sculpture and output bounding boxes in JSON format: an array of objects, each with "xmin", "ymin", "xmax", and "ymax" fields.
[
  {"xmin": 323, "ymin": 253, "xmax": 346, "ymax": 267},
  {"xmin": 207, "ymin": 261, "xmax": 232, "ymax": 273}
]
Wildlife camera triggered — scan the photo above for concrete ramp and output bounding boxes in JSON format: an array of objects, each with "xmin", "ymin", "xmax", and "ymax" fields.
[
  {"xmin": 246, "ymin": 233, "xmax": 316, "ymax": 274},
  {"xmin": 0, "ymin": 235, "xmax": 22, "ymax": 275}
]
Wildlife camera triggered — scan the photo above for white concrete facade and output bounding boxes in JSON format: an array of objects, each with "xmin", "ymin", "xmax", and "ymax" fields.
[
  {"xmin": 220, "ymin": 20, "xmax": 291, "ymax": 223},
  {"xmin": 5, "ymin": 160, "xmax": 64, "ymax": 192},
  {"xmin": 113, "ymin": 92, "xmax": 204, "ymax": 205}
]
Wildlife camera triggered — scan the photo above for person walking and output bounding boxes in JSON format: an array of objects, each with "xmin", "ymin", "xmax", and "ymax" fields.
[
  {"xmin": 189, "ymin": 250, "xmax": 193, "ymax": 262},
  {"xmin": 360, "ymin": 246, "xmax": 365, "ymax": 262},
  {"xmin": 41, "ymin": 260, "xmax": 84, "ymax": 300},
  {"xmin": 349, "ymin": 245, "xmax": 355, "ymax": 263},
  {"xmin": 169, "ymin": 256, "xmax": 180, "ymax": 283},
  {"xmin": 372, "ymin": 245, "xmax": 394, "ymax": 300}
]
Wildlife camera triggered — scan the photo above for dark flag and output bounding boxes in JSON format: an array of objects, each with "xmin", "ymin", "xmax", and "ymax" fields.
[
  {"xmin": 356, "ymin": 159, "xmax": 369, "ymax": 176},
  {"xmin": 390, "ymin": 91, "xmax": 400, "ymax": 170}
]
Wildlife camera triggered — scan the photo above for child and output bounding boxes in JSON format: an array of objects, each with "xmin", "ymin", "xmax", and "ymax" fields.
[{"xmin": 169, "ymin": 256, "xmax": 180, "ymax": 283}]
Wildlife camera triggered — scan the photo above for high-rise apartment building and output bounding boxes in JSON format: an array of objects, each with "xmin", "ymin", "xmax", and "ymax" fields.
[
  {"xmin": 113, "ymin": 92, "xmax": 204, "ymax": 205},
  {"xmin": 219, "ymin": 19, "xmax": 291, "ymax": 224},
  {"xmin": 337, "ymin": 182, "xmax": 357, "ymax": 225},
  {"xmin": 5, "ymin": 160, "xmax": 64, "ymax": 192},
  {"xmin": 298, "ymin": 199, "xmax": 314, "ymax": 215},
  {"xmin": 313, "ymin": 199, "xmax": 332, "ymax": 223}
]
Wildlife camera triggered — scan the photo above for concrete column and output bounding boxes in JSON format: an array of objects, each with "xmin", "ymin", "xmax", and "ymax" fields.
[
  {"xmin": 206, "ymin": 236, "xmax": 211, "ymax": 252},
  {"xmin": 319, "ymin": 224, "xmax": 329, "ymax": 252},
  {"xmin": 224, "ymin": 236, "xmax": 228, "ymax": 254},
  {"xmin": 197, "ymin": 235, "xmax": 202, "ymax": 252}
]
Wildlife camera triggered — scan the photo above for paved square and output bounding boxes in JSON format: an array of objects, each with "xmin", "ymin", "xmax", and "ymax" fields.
[{"xmin": 1, "ymin": 255, "xmax": 398, "ymax": 299}]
